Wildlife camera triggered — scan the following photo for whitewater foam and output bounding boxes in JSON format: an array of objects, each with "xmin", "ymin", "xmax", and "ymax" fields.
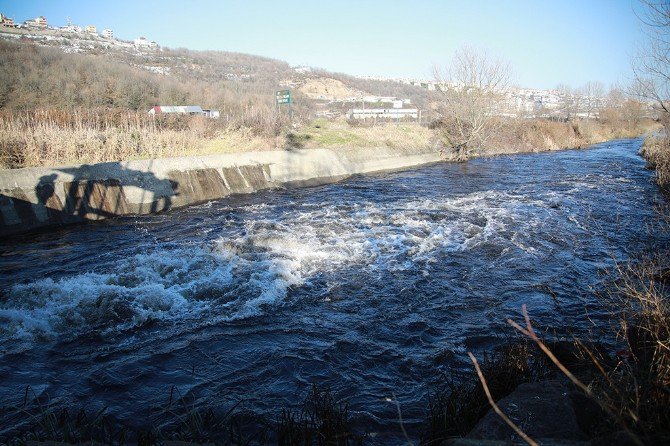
[{"xmin": 1, "ymin": 189, "xmax": 558, "ymax": 350}]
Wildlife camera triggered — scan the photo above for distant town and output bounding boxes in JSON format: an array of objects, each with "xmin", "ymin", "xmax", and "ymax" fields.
[{"xmin": 0, "ymin": 12, "xmax": 159, "ymax": 50}]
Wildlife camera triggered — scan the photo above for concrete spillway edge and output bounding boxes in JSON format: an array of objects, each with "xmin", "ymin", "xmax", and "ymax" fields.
[{"xmin": 0, "ymin": 146, "xmax": 442, "ymax": 236}]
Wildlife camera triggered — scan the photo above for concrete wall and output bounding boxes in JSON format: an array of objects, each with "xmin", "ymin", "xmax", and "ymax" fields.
[{"xmin": 0, "ymin": 146, "xmax": 441, "ymax": 236}]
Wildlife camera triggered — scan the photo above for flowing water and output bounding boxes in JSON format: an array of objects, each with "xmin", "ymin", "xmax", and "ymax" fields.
[{"xmin": 0, "ymin": 138, "xmax": 668, "ymax": 441}]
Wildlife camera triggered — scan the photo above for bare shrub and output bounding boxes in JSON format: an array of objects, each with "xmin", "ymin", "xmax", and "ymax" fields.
[{"xmin": 640, "ymin": 136, "xmax": 670, "ymax": 190}]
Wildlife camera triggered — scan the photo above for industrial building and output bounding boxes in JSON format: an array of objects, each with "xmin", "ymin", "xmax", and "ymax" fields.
[
  {"xmin": 148, "ymin": 106, "xmax": 220, "ymax": 119},
  {"xmin": 347, "ymin": 108, "xmax": 419, "ymax": 120}
]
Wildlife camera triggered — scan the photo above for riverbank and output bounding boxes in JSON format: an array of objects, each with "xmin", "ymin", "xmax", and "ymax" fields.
[
  {"xmin": 640, "ymin": 134, "xmax": 670, "ymax": 191},
  {"xmin": 0, "ymin": 111, "xmax": 658, "ymax": 237},
  {"xmin": 0, "ymin": 145, "xmax": 441, "ymax": 236},
  {"xmin": 0, "ymin": 109, "xmax": 657, "ymax": 169}
]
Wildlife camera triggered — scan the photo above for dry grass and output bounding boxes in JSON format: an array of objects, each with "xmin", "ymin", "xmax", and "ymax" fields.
[
  {"xmin": 601, "ymin": 258, "xmax": 670, "ymax": 441},
  {"xmin": 5, "ymin": 384, "xmax": 358, "ymax": 445},
  {"xmin": 0, "ymin": 109, "xmax": 286, "ymax": 169},
  {"xmin": 277, "ymin": 384, "xmax": 364, "ymax": 446},
  {"xmin": 421, "ymin": 341, "xmax": 552, "ymax": 445},
  {"xmin": 481, "ymin": 118, "xmax": 658, "ymax": 157},
  {"xmin": 0, "ymin": 111, "xmax": 435, "ymax": 170},
  {"xmin": 0, "ymin": 108, "xmax": 657, "ymax": 170},
  {"xmin": 640, "ymin": 136, "xmax": 670, "ymax": 190},
  {"xmin": 289, "ymin": 118, "xmax": 435, "ymax": 150}
]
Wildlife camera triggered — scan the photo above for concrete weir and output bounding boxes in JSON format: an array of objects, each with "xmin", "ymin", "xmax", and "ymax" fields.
[{"xmin": 0, "ymin": 146, "xmax": 441, "ymax": 237}]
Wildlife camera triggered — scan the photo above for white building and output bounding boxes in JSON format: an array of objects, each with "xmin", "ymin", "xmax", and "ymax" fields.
[
  {"xmin": 148, "ymin": 105, "xmax": 220, "ymax": 119},
  {"xmin": 134, "ymin": 36, "xmax": 158, "ymax": 48},
  {"xmin": 24, "ymin": 16, "xmax": 48, "ymax": 29},
  {"xmin": 348, "ymin": 108, "xmax": 419, "ymax": 119},
  {"xmin": 60, "ymin": 24, "xmax": 82, "ymax": 33},
  {"xmin": 102, "ymin": 28, "xmax": 113, "ymax": 39},
  {"xmin": 134, "ymin": 36, "xmax": 150, "ymax": 47}
]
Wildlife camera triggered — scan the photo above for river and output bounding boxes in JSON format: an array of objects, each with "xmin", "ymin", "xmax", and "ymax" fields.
[{"xmin": 0, "ymin": 138, "xmax": 667, "ymax": 441}]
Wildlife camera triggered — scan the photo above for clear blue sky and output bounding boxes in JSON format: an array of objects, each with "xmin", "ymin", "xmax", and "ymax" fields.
[{"xmin": 0, "ymin": 0, "xmax": 646, "ymax": 89}]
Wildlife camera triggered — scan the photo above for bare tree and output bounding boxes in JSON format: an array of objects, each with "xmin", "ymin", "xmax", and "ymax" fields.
[
  {"xmin": 434, "ymin": 45, "xmax": 512, "ymax": 161},
  {"xmin": 578, "ymin": 81, "xmax": 606, "ymax": 118},
  {"xmin": 632, "ymin": 0, "xmax": 670, "ymax": 128},
  {"xmin": 555, "ymin": 83, "xmax": 578, "ymax": 120}
]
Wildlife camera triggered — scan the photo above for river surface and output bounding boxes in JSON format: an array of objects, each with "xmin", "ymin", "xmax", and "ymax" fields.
[{"xmin": 0, "ymin": 138, "xmax": 668, "ymax": 441}]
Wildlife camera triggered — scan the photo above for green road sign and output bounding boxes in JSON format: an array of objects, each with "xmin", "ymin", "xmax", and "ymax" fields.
[{"xmin": 276, "ymin": 89, "xmax": 292, "ymax": 105}]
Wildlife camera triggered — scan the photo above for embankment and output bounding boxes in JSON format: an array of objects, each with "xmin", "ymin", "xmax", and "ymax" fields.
[{"xmin": 0, "ymin": 146, "xmax": 440, "ymax": 236}]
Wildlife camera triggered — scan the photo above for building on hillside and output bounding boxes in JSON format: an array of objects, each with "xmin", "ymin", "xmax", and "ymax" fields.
[
  {"xmin": 347, "ymin": 108, "xmax": 419, "ymax": 120},
  {"xmin": 134, "ymin": 36, "xmax": 153, "ymax": 47},
  {"xmin": 85, "ymin": 25, "xmax": 97, "ymax": 35},
  {"xmin": 35, "ymin": 16, "xmax": 47, "ymax": 28},
  {"xmin": 24, "ymin": 16, "xmax": 48, "ymax": 29},
  {"xmin": 0, "ymin": 13, "xmax": 16, "ymax": 27},
  {"xmin": 148, "ymin": 106, "xmax": 220, "ymax": 118},
  {"xmin": 113, "ymin": 40, "xmax": 133, "ymax": 48},
  {"xmin": 102, "ymin": 28, "xmax": 113, "ymax": 39},
  {"xmin": 149, "ymin": 105, "xmax": 203, "ymax": 115},
  {"xmin": 61, "ymin": 24, "xmax": 82, "ymax": 33},
  {"xmin": 202, "ymin": 109, "xmax": 220, "ymax": 119}
]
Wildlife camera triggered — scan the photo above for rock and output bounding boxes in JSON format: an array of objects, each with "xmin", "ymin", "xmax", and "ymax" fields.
[
  {"xmin": 569, "ymin": 390, "xmax": 611, "ymax": 437},
  {"xmin": 590, "ymin": 430, "xmax": 641, "ymax": 446},
  {"xmin": 466, "ymin": 380, "xmax": 587, "ymax": 443}
]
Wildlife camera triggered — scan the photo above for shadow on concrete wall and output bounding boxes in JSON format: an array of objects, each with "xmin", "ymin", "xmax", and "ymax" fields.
[{"xmin": 0, "ymin": 162, "xmax": 179, "ymax": 237}]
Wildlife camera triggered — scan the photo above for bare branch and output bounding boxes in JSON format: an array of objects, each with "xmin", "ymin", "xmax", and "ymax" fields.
[{"xmin": 468, "ymin": 352, "xmax": 538, "ymax": 446}]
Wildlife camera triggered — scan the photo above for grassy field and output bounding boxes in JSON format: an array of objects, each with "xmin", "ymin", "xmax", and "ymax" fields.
[{"xmin": 286, "ymin": 118, "xmax": 435, "ymax": 150}]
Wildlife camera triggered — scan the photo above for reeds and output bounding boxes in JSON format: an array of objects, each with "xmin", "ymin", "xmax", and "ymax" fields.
[
  {"xmin": 0, "ymin": 107, "xmax": 295, "ymax": 169},
  {"xmin": 0, "ymin": 109, "xmax": 210, "ymax": 168},
  {"xmin": 277, "ymin": 384, "xmax": 363, "ymax": 446}
]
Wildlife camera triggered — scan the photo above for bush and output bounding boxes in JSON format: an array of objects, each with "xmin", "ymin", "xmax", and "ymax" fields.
[{"xmin": 640, "ymin": 136, "xmax": 670, "ymax": 191}]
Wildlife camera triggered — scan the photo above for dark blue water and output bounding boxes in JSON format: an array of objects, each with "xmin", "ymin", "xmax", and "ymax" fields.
[{"xmin": 0, "ymin": 139, "xmax": 667, "ymax": 441}]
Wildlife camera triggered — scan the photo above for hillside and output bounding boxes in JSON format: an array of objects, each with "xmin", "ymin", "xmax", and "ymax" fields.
[
  {"xmin": 0, "ymin": 27, "xmax": 654, "ymax": 170},
  {"xmin": 0, "ymin": 27, "xmax": 434, "ymax": 116}
]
